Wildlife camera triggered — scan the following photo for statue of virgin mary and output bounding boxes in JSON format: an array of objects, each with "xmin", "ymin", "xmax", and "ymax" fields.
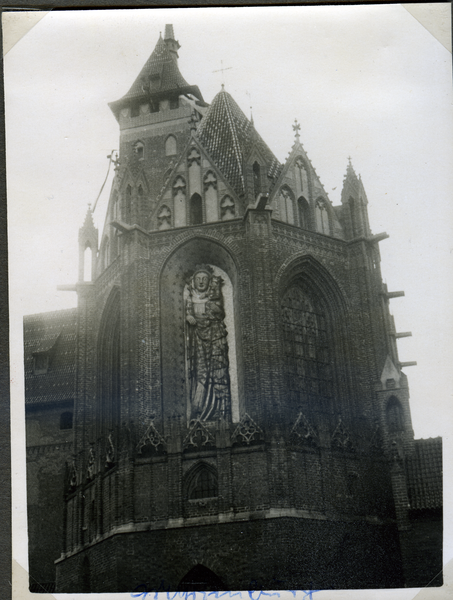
[{"xmin": 185, "ymin": 265, "xmax": 231, "ymax": 421}]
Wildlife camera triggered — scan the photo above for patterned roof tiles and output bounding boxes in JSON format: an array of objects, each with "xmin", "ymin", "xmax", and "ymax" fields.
[
  {"xmin": 406, "ymin": 437, "xmax": 442, "ymax": 510},
  {"xmin": 24, "ymin": 308, "xmax": 77, "ymax": 405},
  {"xmin": 196, "ymin": 89, "xmax": 280, "ymax": 197},
  {"xmin": 122, "ymin": 35, "xmax": 189, "ymax": 101}
]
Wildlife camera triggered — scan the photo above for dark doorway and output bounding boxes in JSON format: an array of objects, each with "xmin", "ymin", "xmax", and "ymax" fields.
[{"xmin": 177, "ymin": 564, "xmax": 225, "ymax": 591}]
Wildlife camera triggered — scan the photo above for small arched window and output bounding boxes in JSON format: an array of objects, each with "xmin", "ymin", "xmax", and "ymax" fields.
[
  {"xmin": 60, "ymin": 411, "xmax": 73, "ymax": 430},
  {"xmin": 298, "ymin": 196, "xmax": 310, "ymax": 229},
  {"xmin": 165, "ymin": 135, "xmax": 177, "ymax": 156},
  {"xmin": 187, "ymin": 465, "xmax": 218, "ymax": 500},
  {"xmin": 190, "ymin": 193, "xmax": 203, "ymax": 225},
  {"xmin": 134, "ymin": 141, "xmax": 144, "ymax": 160},
  {"xmin": 387, "ymin": 397, "xmax": 404, "ymax": 432},
  {"xmin": 253, "ymin": 162, "xmax": 261, "ymax": 198}
]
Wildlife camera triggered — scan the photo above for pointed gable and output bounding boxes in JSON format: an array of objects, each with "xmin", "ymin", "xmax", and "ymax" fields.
[{"xmin": 196, "ymin": 89, "xmax": 280, "ymax": 197}]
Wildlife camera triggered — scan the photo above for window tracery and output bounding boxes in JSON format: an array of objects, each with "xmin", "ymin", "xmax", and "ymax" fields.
[
  {"xmin": 315, "ymin": 198, "xmax": 330, "ymax": 234},
  {"xmin": 157, "ymin": 205, "xmax": 172, "ymax": 230},
  {"xmin": 281, "ymin": 285, "xmax": 332, "ymax": 406},
  {"xmin": 220, "ymin": 195, "xmax": 235, "ymax": 220}
]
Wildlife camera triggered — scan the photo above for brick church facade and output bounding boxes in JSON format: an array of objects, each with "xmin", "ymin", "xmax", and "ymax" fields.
[{"xmin": 24, "ymin": 26, "xmax": 442, "ymax": 593}]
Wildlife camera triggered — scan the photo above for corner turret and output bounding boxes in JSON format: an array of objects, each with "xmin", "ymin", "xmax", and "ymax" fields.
[{"xmin": 339, "ymin": 157, "xmax": 371, "ymax": 239}]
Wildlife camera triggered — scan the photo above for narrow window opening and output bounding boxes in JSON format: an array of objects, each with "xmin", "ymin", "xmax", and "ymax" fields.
[
  {"xmin": 253, "ymin": 162, "xmax": 261, "ymax": 198},
  {"xmin": 60, "ymin": 411, "xmax": 73, "ymax": 430},
  {"xmin": 190, "ymin": 193, "xmax": 203, "ymax": 225},
  {"xmin": 83, "ymin": 245, "xmax": 92, "ymax": 282},
  {"xmin": 165, "ymin": 135, "xmax": 177, "ymax": 156}
]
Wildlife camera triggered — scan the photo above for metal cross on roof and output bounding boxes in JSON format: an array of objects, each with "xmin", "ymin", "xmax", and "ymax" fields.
[
  {"xmin": 293, "ymin": 119, "xmax": 301, "ymax": 142},
  {"xmin": 213, "ymin": 61, "xmax": 232, "ymax": 86}
]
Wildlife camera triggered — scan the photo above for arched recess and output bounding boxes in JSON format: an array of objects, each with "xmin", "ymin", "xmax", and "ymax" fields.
[
  {"xmin": 177, "ymin": 564, "xmax": 225, "ymax": 592},
  {"xmin": 386, "ymin": 396, "xmax": 404, "ymax": 432},
  {"xmin": 297, "ymin": 196, "xmax": 310, "ymax": 229},
  {"xmin": 276, "ymin": 255, "xmax": 351, "ymax": 421},
  {"xmin": 184, "ymin": 462, "xmax": 218, "ymax": 500},
  {"xmin": 315, "ymin": 197, "xmax": 330, "ymax": 235},
  {"xmin": 97, "ymin": 288, "xmax": 121, "ymax": 442},
  {"xmin": 190, "ymin": 193, "xmax": 203, "ymax": 225},
  {"xmin": 160, "ymin": 237, "xmax": 242, "ymax": 424},
  {"xmin": 165, "ymin": 134, "xmax": 177, "ymax": 156}
]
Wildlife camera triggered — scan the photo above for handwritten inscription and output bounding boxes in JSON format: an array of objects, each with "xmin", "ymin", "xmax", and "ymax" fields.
[{"xmin": 131, "ymin": 586, "xmax": 320, "ymax": 600}]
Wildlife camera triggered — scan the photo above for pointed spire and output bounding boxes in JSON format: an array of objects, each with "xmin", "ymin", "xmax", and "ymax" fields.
[
  {"xmin": 163, "ymin": 24, "xmax": 180, "ymax": 61},
  {"xmin": 292, "ymin": 119, "xmax": 301, "ymax": 143},
  {"xmin": 164, "ymin": 24, "xmax": 174, "ymax": 40},
  {"xmin": 82, "ymin": 204, "xmax": 95, "ymax": 230},
  {"xmin": 109, "ymin": 26, "xmax": 202, "ymax": 121}
]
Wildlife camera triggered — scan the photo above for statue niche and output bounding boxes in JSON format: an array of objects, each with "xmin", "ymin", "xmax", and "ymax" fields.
[{"xmin": 184, "ymin": 265, "xmax": 232, "ymax": 422}]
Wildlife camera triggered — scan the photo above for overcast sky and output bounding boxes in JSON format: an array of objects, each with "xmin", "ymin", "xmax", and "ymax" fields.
[
  {"xmin": 5, "ymin": 7, "xmax": 452, "ymax": 447},
  {"xmin": 6, "ymin": 6, "xmax": 453, "ymax": 595}
]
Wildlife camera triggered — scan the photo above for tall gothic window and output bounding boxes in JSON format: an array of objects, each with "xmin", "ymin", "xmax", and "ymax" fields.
[
  {"xmin": 298, "ymin": 196, "xmax": 310, "ymax": 229},
  {"xmin": 190, "ymin": 193, "xmax": 203, "ymax": 225},
  {"xmin": 281, "ymin": 284, "xmax": 332, "ymax": 407},
  {"xmin": 253, "ymin": 162, "xmax": 261, "ymax": 198},
  {"xmin": 315, "ymin": 198, "xmax": 330, "ymax": 235},
  {"xmin": 98, "ymin": 293, "xmax": 121, "ymax": 437}
]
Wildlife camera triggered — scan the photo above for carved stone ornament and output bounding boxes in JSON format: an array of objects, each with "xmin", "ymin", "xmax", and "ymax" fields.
[
  {"xmin": 187, "ymin": 146, "xmax": 201, "ymax": 166},
  {"xmin": 105, "ymin": 432, "xmax": 115, "ymax": 468},
  {"xmin": 289, "ymin": 411, "xmax": 318, "ymax": 448},
  {"xmin": 183, "ymin": 419, "xmax": 215, "ymax": 451},
  {"xmin": 331, "ymin": 418, "xmax": 355, "ymax": 452},
  {"xmin": 203, "ymin": 171, "xmax": 217, "ymax": 191},
  {"xmin": 185, "ymin": 265, "xmax": 232, "ymax": 422},
  {"xmin": 136, "ymin": 419, "xmax": 166, "ymax": 454},
  {"xmin": 232, "ymin": 413, "xmax": 263, "ymax": 446}
]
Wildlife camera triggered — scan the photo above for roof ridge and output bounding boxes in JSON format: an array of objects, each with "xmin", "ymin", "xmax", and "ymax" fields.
[{"xmin": 221, "ymin": 91, "xmax": 245, "ymax": 194}]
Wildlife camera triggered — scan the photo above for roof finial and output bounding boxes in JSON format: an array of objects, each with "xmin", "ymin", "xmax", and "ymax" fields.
[
  {"xmin": 213, "ymin": 61, "xmax": 232, "ymax": 89},
  {"xmin": 293, "ymin": 119, "xmax": 301, "ymax": 143}
]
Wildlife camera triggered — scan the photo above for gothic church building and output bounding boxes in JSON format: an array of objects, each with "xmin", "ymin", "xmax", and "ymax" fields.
[{"xmin": 25, "ymin": 25, "xmax": 442, "ymax": 593}]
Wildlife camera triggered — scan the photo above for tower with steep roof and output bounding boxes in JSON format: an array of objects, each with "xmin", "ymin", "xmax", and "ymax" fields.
[{"xmin": 25, "ymin": 25, "xmax": 442, "ymax": 593}]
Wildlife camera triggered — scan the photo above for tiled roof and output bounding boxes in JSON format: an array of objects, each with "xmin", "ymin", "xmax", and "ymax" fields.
[
  {"xmin": 196, "ymin": 89, "xmax": 281, "ymax": 197},
  {"xmin": 406, "ymin": 437, "xmax": 442, "ymax": 510},
  {"xmin": 24, "ymin": 308, "xmax": 77, "ymax": 405},
  {"xmin": 118, "ymin": 36, "xmax": 189, "ymax": 103}
]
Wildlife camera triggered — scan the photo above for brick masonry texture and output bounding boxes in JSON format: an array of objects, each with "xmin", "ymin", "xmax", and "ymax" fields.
[{"xmin": 25, "ymin": 25, "xmax": 442, "ymax": 593}]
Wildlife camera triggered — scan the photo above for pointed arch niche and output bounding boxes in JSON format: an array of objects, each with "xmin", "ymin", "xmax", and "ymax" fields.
[
  {"xmin": 277, "ymin": 256, "xmax": 350, "ymax": 421},
  {"xmin": 97, "ymin": 290, "xmax": 121, "ymax": 440},
  {"xmin": 160, "ymin": 238, "xmax": 242, "ymax": 424}
]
